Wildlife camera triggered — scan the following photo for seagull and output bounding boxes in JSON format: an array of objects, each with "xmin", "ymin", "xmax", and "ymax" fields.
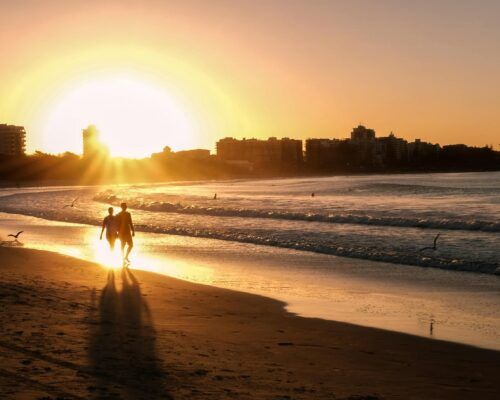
[
  {"xmin": 8, "ymin": 231, "xmax": 24, "ymax": 240},
  {"xmin": 63, "ymin": 198, "xmax": 78, "ymax": 209},
  {"xmin": 419, "ymin": 234, "xmax": 441, "ymax": 252}
]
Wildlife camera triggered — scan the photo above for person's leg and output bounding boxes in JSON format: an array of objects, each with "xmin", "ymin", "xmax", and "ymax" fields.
[
  {"xmin": 120, "ymin": 237, "xmax": 126, "ymax": 260},
  {"xmin": 106, "ymin": 234, "xmax": 115, "ymax": 251},
  {"xmin": 124, "ymin": 237, "xmax": 133, "ymax": 261},
  {"xmin": 109, "ymin": 235, "xmax": 116, "ymax": 251}
]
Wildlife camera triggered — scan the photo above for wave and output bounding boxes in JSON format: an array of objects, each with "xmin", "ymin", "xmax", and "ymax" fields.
[
  {"xmin": 0, "ymin": 203, "xmax": 498, "ymax": 275},
  {"xmin": 358, "ymin": 183, "xmax": 500, "ymax": 195},
  {"xmin": 93, "ymin": 193, "xmax": 500, "ymax": 232},
  {"xmin": 0, "ymin": 190, "xmax": 498, "ymax": 275}
]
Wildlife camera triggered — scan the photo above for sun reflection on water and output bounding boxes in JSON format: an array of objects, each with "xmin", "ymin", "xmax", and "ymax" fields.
[
  {"xmin": 87, "ymin": 234, "xmax": 123, "ymax": 269},
  {"xmin": 6, "ymin": 218, "xmax": 217, "ymax": 282},
  {"xmin": 82, "ymin": 230, "xmax": 214, "ymax": 283}
]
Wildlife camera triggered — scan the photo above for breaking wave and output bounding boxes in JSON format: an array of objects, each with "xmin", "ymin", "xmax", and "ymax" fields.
[{"xmin": 93, "ymin": 192, "xmax": 500, "ymax": 233}]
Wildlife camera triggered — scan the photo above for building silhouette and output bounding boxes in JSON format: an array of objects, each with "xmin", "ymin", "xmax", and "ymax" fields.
[
  {"xmin": 375, "ymin": 132, "xmax": 409, "ymax": 165},
  {"xmin": 305, "ymin": 126, "xmax": 437, "ymax": 169},
  {"xmin": 351, "ymin": 125, "xmax": 376, "ymax": 142},
  {"xmin": 82, "ymin": 125, "xmax": 109, "ymax": 159},
  {"xmin": 0, "ymin": 124, "xmax": 26, "ymax": 156},
  {"xmin": 305, "ymin": 138, "xmax": 348, "ymax": 168},
  {"xmin": 173, "ymin": 149, "xmax": 211, "ymax": 160},
  {"xmin": 216, "ymin": 137, "xmax": 303, "ymax": 166},
  {"xmin": 408, "ymin": 139, "xmax": 440, "ymax": 164}
]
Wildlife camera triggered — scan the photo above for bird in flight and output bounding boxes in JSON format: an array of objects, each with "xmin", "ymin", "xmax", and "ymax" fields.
[
  {"xmin": 8, "ymin": 231, "xmax": 24, "ymax": 240},
  {"xmin": 63, "ymin": 198, "xmax": 78, "ymax": 209},
  {"xmin": 419, "ymin": 233, "xmax": 441, "ymax": 252}
]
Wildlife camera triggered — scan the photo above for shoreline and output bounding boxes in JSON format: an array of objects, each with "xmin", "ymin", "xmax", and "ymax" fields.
[
  {"xmin": 1, "ymin": 246, "xmax": 499, "ymax": 399},
  {"xmin": 1, "ymin": 169, "xmax": 499, "ymax": 189},
  {"xmin": 1, "ymin": 201, "xmax": 498, "ymax": 276},
  {"xmin": 1, "ymin": 210, "xmax": 500, "ymax": 352}
]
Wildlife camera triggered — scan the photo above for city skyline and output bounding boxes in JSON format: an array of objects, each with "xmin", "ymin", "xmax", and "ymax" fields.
[
  {"xmin": 1, "ymin": 120, "xmax": 498, "ymax": 186},
  {"xmin": 1, "ymin": 0, "xmax": 500, "ymax": 157},
  {"xmin": 1, "ymin": 121, "xmax": 495, "ymax": 159}
]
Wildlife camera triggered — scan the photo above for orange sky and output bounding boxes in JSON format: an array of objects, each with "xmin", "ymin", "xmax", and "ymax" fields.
[{"xmin": 1, "ymin": 0, "xmax": 499, "ymax": 156}]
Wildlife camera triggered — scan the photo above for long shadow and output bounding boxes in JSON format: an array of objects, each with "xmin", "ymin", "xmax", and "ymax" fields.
[{"xmin": 88, "ymin": 269, "xmax": 169, "ymax": 399}]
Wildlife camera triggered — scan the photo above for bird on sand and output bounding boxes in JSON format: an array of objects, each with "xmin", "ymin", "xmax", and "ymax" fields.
[
  {"xmin": 63, "ymin": 198, "xmax": 78, "ymax": 208},
  {"xmin": 8, "ymin": 231, "xmax": 24, "ymax": 240},
  {"xmin": 419, "ymin": 234, "xmax": 441, "ymax": 252}
]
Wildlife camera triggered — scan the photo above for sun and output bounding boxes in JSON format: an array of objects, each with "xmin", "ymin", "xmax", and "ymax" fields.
[{"xmin": 40, "ymin": 74, "xmax": 196, "ymax": 158}]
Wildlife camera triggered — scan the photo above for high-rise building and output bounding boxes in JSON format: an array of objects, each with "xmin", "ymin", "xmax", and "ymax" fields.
[
  {"xmin": 350, "ymin": 125, "xmax": 376, "ymax": 142},
  {"xmin": 216, "ymin": 137, "xmax": 303, "ymax": 165},
  {"xmin": 408, "ymin": 139, "xmax": 440, "ymax": 163},
  {"xmin": 375, "ymin": 132, "xmax": 409, "ymax": 164},
  {"xmin": 82, "ymin": 125, "xmax": 108, "ymax": 159},
  {"xmin": 0, "ymin": 124, "xmax": 26, "ymax": 156},
  {"xmin": 305, "ymin": 138, "xmax": 343, "ymax": 166}
]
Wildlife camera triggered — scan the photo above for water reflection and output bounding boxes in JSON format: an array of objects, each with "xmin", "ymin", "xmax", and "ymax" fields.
[{"xmin": 1, "ymin": 212, "xmax": 500, "ymax": 351}]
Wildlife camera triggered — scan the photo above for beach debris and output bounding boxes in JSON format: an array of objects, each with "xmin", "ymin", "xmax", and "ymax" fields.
[{"xmin": 419, "ymin": 233, "xmax": 441, "ymax": 252}]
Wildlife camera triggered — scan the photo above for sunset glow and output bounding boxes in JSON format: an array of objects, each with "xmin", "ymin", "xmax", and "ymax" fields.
[
  {"xmin": 0, "ymin": 2, "xmax": 499, "ymax": 398},
  {"xmin": 1, "ymin": 1, "xmax": 499, "ymax": 155},
  {"xmin": 40, "ymin": 75, "xmax": 195, "ymax": 157}
]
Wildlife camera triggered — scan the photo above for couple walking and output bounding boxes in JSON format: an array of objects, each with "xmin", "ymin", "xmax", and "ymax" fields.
[{"xmin": 100, "ymin": 202, "xmax": 135, "ymax": 264}]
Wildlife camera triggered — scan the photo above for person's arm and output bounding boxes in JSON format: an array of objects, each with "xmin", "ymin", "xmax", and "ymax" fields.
[
  {"xmin": 129, "ymin": 214, "xmax": 135, "ymax": 236},
  {"xmin": 100, "ymin": 218, "xmax": 106, "ymax": 239}
]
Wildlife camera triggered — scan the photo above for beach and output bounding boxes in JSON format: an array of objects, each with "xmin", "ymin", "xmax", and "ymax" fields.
[
  {"xmin": 1, "ymin": 246, "xmax": 499, "ymax": 400},
  {"xmin": 1, "ymin": 211, "xmax": 499, "ymax": 351},
  {"xmin": 2, "ymin": 0, "xmax": 500, "ymax": 397},
  {"xmin": 0, "ymin": 173, "xmax": 499, "ymax": 399}
]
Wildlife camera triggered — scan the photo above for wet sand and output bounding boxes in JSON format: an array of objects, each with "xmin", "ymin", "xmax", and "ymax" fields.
[{"xmin": 0, "ymin": 246, "xmax": 499, "ymax": 400}]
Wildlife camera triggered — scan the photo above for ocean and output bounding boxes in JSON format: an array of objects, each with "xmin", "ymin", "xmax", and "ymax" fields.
[
  {"xmin": 1, "ymin": 171, "xmax": 499, "ymax": 273},
  {"xmin": 0, "ymin": 171, "xmax": 499, "ymax": 349}
]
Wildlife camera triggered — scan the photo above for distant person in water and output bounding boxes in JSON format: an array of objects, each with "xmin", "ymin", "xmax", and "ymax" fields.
[
  {"xmin": 100, "ymin": 207, "xmax": 118, "ymax": 250},
  {"xmin": 116, "ymin": 202, "xmax": 135, "ymax": 264}
]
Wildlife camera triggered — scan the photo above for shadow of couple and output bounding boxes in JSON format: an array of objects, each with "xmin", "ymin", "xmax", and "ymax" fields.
[{"xmin": 88, "ymin": 268, "xmax": 170, "ymax": 399}]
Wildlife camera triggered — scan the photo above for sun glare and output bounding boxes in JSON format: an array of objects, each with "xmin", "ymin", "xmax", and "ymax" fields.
[{"xmin": 40, "ymin": 75, "xmax": 196, "ymax": 158}]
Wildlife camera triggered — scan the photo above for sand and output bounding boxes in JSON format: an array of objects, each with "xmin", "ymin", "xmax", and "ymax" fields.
[{"xmin": 0, "ymin": 246, "xmax": 499, "ymax": 400}]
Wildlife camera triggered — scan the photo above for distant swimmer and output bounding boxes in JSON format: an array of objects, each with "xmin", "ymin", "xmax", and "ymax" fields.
[
  {"xmin": 311, "ymin": 192, "xmax": 315, "ymax": 197},
  {"xmin": 100, "ymin": 207, "xmax": 118, "ymax": 251},
  {"xmin": 213, "ymin": 193, "xmax": 217, "ymax": 200},
  {"xmin": 116, "ymin": 202, "xmax": 135, "ymax": 265}
]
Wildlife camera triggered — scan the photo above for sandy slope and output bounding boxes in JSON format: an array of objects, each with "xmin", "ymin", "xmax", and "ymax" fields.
[{"xmin": 0, "ymin": 246, "xmax": 499, "ymax": 400}]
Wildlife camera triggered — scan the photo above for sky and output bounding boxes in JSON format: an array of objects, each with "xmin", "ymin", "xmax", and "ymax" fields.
[{"xmin": 0, "ymin": 0, "xmax": 499, "ymax": 156}]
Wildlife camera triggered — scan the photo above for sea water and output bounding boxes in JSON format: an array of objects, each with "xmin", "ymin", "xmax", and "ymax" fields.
[{"xmin": 0, "ymin": 172, "xmax": 499, "ymax": 349}]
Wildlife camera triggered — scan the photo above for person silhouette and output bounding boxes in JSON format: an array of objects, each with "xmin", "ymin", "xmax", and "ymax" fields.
[
  {"xmin": 100, "ymin": 207, "xmax": 118, "ymax": 251},
  {"xmin": 116, "ymin": 202, "xmax": 135, "ymax": 265}
]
